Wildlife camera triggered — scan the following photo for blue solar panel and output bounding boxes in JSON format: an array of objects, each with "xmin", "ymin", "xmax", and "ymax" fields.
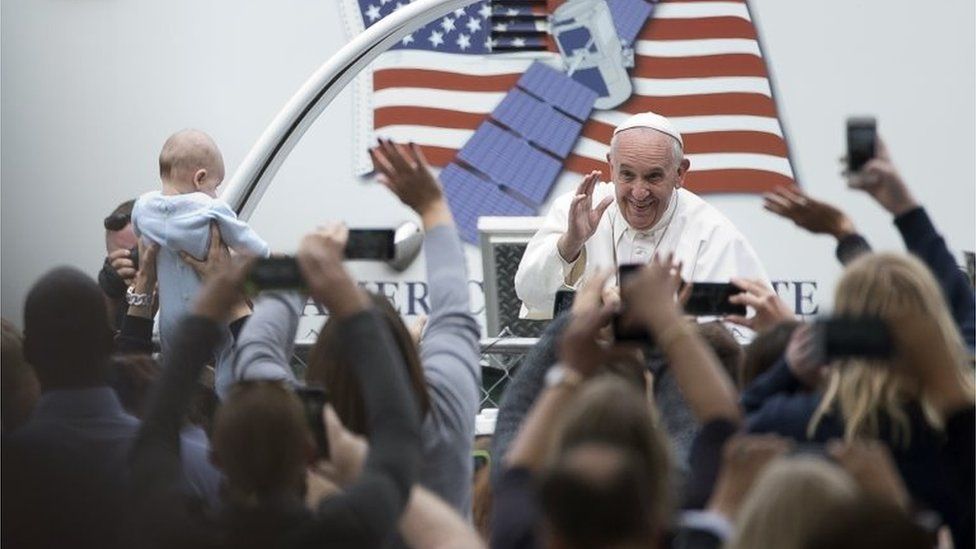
[
  {"xmin": 606, "ymin": 0, "xmax": 654, "ymax": 47},
  {"xmin": 458, "ymin": 122, "xmax": 562, "ymax": 205},
  {"xmin": 440, "ymin": 163, "xmax": 535, "ymax": 243},
  {"xmin": 517, "ymin": 62, "xmax": 597, "ymax": 121},
  {"xmin": 493, "ymin": 89, "xmax": 583, "ymax": 158}
]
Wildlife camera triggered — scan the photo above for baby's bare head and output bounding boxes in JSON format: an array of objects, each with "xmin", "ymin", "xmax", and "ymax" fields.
[{"xmin": 158, "ymin": 129, "xmax": 225, "ymax": 196}]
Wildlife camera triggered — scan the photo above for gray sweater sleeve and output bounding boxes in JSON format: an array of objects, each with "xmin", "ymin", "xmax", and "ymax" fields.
[
  {"xmin": 418, "ymin": 224, "xmax": 482, "ymax": 434},
  {"xmin": 232, "ymin": 291, "xmax": 305, "ymax": 384}
]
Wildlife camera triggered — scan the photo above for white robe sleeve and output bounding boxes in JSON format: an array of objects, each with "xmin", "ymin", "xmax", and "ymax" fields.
[
  {"xmin": 695, "ymin": 223, "xmax": 770, "ymax": 288},
  {"xmin": 514, "ymin": 190, "xmax": 583, "ymax": 318}
]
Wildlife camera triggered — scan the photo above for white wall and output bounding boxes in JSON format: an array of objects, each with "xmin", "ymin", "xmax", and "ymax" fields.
[{"xmin": 3, "ymin": 0, "xmax": 974, "ymax": 327}]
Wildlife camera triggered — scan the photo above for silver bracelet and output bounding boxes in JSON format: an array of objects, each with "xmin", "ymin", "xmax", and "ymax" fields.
[{"xmin": 126, "ymin": 285, "xmax": 153, "ymax": 307}]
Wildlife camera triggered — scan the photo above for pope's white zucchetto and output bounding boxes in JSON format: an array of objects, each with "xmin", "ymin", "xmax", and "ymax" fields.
[{"xmin": 613, "ymin": 111, "xmax": 683, "ymax": 149}]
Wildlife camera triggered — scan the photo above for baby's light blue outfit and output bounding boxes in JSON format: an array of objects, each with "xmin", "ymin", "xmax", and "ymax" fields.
[{"xmin": 132, "ymin": 191, "xmax": 270, "ymax": 396}]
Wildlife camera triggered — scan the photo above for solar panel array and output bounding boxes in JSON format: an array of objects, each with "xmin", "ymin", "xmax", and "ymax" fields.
[
  {"xmin": 441, "ymin": 61, "xmax": 598, "ymax": 243},
  {"xmin": 606, "ymin": 0, "xmax": 655, "ymax": 47}
]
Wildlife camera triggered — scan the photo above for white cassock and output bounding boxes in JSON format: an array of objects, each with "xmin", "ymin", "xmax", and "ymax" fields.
[{"xmin": 515, "ymin": 183, "xmax": 770, "ymax": 319}]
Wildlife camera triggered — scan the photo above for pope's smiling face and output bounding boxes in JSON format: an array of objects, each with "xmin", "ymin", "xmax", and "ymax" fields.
[{"xmin": 608, "ymin": 128, "xmax": 690, "ymax": 231}]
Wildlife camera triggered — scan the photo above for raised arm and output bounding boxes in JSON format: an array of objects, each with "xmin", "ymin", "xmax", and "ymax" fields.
[
  {"xmin": 115, "ymin": 241, "xmax": 159, "ymax": 354},
  {"xmin": 371, "ymin": 140, "xmax": 480, "ymax": 432},
  {"xmin": 514, "ymin": 172, "xmax": 612, "ymax": 317},
  {"xmin": 295, "ymin": 223, "xmax": 423, "ymax": 546},
  {"xmin": 231, "ymin": 291, "xmax": 304, "ymax": 383}
]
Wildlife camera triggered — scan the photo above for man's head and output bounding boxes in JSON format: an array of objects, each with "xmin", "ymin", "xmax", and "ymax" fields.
[
  {"xmin": 211, "ymin": 381, "xmax": 315, "ymax": 504},
  {"xmin": 103, "ymin": 199, "xmax": 137, "ymax": 254},
  {"xmin": 23, "ymin": 267, "xmax": 114, "ymax": 389},
  {"xmin": 158, "ymin": 129, "xmax": 225, "ymax": 197},
  {"xmin": 540, "ymin": 443, "xmax": 655, "ymax": 549},
  {"xmin": 608, "ymin": 112, "xmax": 690, "ymax": 230}
]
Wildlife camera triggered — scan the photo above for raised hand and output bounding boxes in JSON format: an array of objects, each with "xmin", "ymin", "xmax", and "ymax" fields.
[
  {"xmin": 297, "ymin": 223, "xmax": 370, "ymax": 318},
  {"xmin": 784, "ymin": 323, "xmax": 829, "ymax": 389},
  {"xmin": 560, "ymin": 269, "xmax": 615, "ymax": 377},
  {"xmin": 829, "ymin": 439, "xmax": 910, "ymax": 510},
  {"xmin": 726, "ymin": 278, "xmax": 795, "ymax": 332},
  {"xmin": 619, "ymin": 253, "xmax": 685, "ymax": 333},
  {"xmin": 557, "ymin": 171, "xmax": 613, "ymax": 263},
  {"xmin": 763, "ymin": 185, "xmax": 857, "ymax": 239},
  {"xmin": 844, "ymin": 138, "xmax": 918, "ymax": 216},
  {"xmin": 108, "ymin": 248, "xmax": 137, "ymax": 285},
  {"xmin": 707, "ymin": 434, "xmax": 792, "ymax": 519},
  {"xmin": 370, "ymin": 139, "xmax": 450, "ymax": 227},
  {"xmin": 191, "ymin": 255, "xmax": 255, "ymax": 323}
]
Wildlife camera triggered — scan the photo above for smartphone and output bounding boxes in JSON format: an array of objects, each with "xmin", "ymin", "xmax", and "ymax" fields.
[
  {"xmin": 295, "ymin": 386, "xmax": 330, "ymax": 459},
  {"xmin": 813, "ymin": 316, "xmax": 893, "ymax": 361},
  {"xmin": 614, "ymin": 263, "xmax": 655, "ymax": 345},
  {"xmin": 684, "ymin": 282, "xmax": 747, "ymax": 317},
  {"xmin": 553, "ymin": 289, "xmax": 576, "ymax": 317},
  {"xmin": 346, "ymin": 229, "xmax": 395, "ymax": 260},
  {"xmin": 846, "ymin": 117, "xmax": 877, "ymax": 172},
  {"xmin": 246, "ymin": 256, "xmax": 304, "ymax": 293}
]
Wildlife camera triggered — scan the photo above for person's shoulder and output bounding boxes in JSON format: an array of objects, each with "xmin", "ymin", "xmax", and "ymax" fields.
[{"xmin": 677, "ymin": 188, "xmax": 745, "ymax": 235}]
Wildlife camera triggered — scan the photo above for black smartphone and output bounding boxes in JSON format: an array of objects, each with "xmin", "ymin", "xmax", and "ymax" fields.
[
  {"xmin": 614, "ymin": 263, "xmax": 655, "ymax": 345},
  {"xmin": 295, "ymin": 386, "xmax": 330, "ymax": 459},
  {"xmin": 813, "ymin": 316, "xmax": 893, "ymax": 361},
  {"xmin": 684, "ymin": 282, "xmax": 747, "ymax": 317},
  {"xmin": 846, "ymin": 117, "xmax": 877, "ymax": 172},
  {"xmin": 553, "ymin": 289, "xmax": 576, "ymax": 317},
  {"xmin": 346, "ymin": 229, "xmax": 395, "ymax": 260},
  {"xmin": 246, "ymin": 256, "xmax": 304, "ymax": 293}
]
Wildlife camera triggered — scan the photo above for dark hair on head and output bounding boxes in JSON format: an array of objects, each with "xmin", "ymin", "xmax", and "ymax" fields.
[
  {"xmin": 212, "ymin": 381, "xmax": 312, "ymax": 504},
  {"xmin": 540, "ymin": 443, "xmax": 655, "ymax": 548},
  {"xmin": 552, "ymin": 376, "xmax": 672, "ymax": 529},
  {"xmin": 103, "ymin": 199, "xmax": 135, "ymax": 231},
  {"xmin": 697, "ymin": 321, "xmax": 743, "ymax": 384},
  {"xmin": 23, "ymin": 267, "xmax": 114, "ymax": 388},
  {"xmin": 305, "ymin": 292, "xmax": 430, "ymax": 436},
  {"xmin": 740, "ymin": 320, "xmax": 800, "ymax": 389},
  {"xmin": 801, "ymin": 496, "xmax": 933, "ymax": 549}
]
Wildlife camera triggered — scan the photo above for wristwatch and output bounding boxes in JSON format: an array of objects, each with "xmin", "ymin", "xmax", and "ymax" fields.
[
  {"xmin": 126, "ymin": 285, "xmax": 153, "ymax": 307},
  {"xmin": 544, "ymin": 364, "xmax": 583, "ymax": 390}
]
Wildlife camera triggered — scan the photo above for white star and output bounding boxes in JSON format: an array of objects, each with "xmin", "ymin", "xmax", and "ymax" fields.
[
  {"xmin": 453, "ymin": 7, "xmax": 466, "ymax": 17},
  {"xmin": 506, "ymin": 7, "xmax": 519, "ymax": 16},
  {"xmin": 440, "ymin": 16, "xmax": 455, "ymax": 33},
  {"xmin": 512, "ymin": 37, "xmax": 526, "ymax": 47},
  {"xmin": 365, "ymin": 4, "xmax": 381, "ymax": 21},
  {"xmin": 478, "ymin": 3, "xmax": 491, "ymax": 19},
  {"xmin": 395, "ymin": 2, "xmax": 406, "ymax": 9},
  {"xmin": 492, "ymin": 23, "xmax": 507, "ymax": 32},
  {"xmin": 456, "ymin": 33, "xmax": 471, "ymax": 50},
  {"xmin": 379, "ymin": 0, "xmax": 390, "ymax": 4},
  {"xmin": 428, "ymin": 30, "xmax": 444, "ymax": 47},
  {"xmin": 402, "ymin": 33, "xmax": 414, "ymax": 45},
  {"xmin": 485, "ymin": 36, "xmax": 496, "ymax": 49},
  {"xmin": 466, "ymin": 17, "xmax": 482, "ymax": 34}
]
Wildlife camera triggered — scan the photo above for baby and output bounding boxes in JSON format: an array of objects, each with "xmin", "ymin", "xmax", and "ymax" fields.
[{"xmin": 132, "ymin": 129, "xmax": 269, "ymax": 396}]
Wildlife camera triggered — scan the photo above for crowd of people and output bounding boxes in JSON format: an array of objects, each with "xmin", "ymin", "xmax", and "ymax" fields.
[{"xmin": 1, "ymin": 118, "xmax": 973, "ymax": 549}]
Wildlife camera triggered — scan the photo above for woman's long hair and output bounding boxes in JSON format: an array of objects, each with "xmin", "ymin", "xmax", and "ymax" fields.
[{"xmin": 808, "ymin": 252, "xmax": 974, "ymax": 444}]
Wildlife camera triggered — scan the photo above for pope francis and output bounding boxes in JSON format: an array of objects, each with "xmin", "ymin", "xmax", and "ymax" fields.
[{"xmin": 514, "ymin": 111, "xmax": 770, "ymax": 319}]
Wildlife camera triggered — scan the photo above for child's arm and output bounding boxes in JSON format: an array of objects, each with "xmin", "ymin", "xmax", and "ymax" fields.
[{"xmin": 208, "ymin": 201, "xmax": 271, "ymax": 257}]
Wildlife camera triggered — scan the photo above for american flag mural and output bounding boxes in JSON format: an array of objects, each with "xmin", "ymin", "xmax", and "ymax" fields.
[{"xmin": 342, "ymin": 0, "xmax": 797, "ymax": 242}]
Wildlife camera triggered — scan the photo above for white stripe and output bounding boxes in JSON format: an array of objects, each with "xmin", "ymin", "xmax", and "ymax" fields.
[
  {"xmin": 655, "ymin": 2, "xmax": 751, "ymax": 20},
  {"xmin": 371, "ymin": 49, "xmax": 560, "ymax": 74},
  {"xmin": 572, "ymin": 137, "xmax": 792, "ymax": 176},
  {"xmin": 373, "ymin": 87, "xmax": 505, "ymax": 112},
  {"xmin": 589, "ymin": 112, "xmax": 785, "ymax": 137},
  {"xmin": 633, "ymin": 76, "xmax": 771, "ymax": 96},
  {"xmin": 373, "ymin": 126, "xmax": 792, "ymax": 178},
  {"xmin": 634, "ymin": 38, "xmax": 761, "ymax": 57}
]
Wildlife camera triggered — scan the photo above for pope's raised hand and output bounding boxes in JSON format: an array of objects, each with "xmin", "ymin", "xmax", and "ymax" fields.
[{"xmin": 557, "ymin": 171, "xmax": 613, "ymax": 263}]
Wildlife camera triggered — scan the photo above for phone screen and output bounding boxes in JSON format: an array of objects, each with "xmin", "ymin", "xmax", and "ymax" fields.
[
  {"xmin": 553, "ymin": 289, "xmax": 576, "ymax": 318},
  {"xmin": 814, "ymin": 316, "xmax": 893, "ymax": 361},
  {"xmin": 684, "ymin": 282, "xmax": 747, "ymax": 317},
  {"xmin": 246, "ymin": 256, "xmax": 304, "ymax": 293},
  {"xmin": 614, "ymin": 264, "xmax": 655, "ymax": 344},
  {"xmin": 346, "ymin": 229, "xmax": 395, "ymax": 260},
  {"xmin": 295, "ymin": 387, "xmax": 330, "ymax": 459},
  {"xmin": 846, "ymin": 117, "xmax": 877, "ymax": 172}
]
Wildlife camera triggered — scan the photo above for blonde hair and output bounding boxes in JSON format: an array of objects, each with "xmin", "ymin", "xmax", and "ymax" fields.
[
  {"xmin": 808, "ymin": 253, "xmax": 974, "ymax": 444},
  {"xmin": 729, "ymin": 457, "xmax": 859, "ymax": 549},
  {"xmin": 548, "ymin": 376, "xmax": 673, "ymax": 530}
]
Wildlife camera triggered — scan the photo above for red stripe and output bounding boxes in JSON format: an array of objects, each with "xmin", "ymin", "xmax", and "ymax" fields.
[
  {"xmin": 640, "ymin": 17, "xmax": 757, "ymax": 40},
  {"xmin": 375, "ymin": 107, "xmax": 787, "ymax": 157},
  {"xmin": 618, "ymin": 92, "xmax": 775, "ymax": 117},
  {"xmin": 563, "ymin": 155, "xmax": 791, "ymax": 193},
  {"xmin": 374, "ymin": 69, "xmax": 520, "ymax": 92},
  {"xmin": 633, "ymin": 54, "xmax": 767, "ymax": 79},
  {"xmin": 414, "ymin": 145, "xmax": 457, "ymax": 167}
]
